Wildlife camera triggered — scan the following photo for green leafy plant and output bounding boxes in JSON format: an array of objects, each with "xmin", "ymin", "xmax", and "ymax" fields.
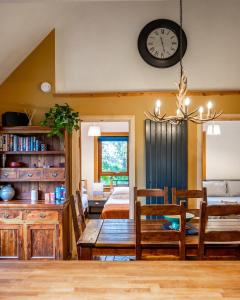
[{"xmin": 41, "ymin": 103, "xmax": 80, "ymax": 136}]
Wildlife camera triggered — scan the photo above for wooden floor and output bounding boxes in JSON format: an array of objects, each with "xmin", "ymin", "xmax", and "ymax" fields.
[{"xmin": 0, "ymin": 261, "xmax": 240, "ymax": 299}]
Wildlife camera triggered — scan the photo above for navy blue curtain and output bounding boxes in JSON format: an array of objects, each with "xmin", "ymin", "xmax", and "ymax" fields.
[{"xmin": 145, "ymin": 120, "xmax": 188, "ymax": 204}]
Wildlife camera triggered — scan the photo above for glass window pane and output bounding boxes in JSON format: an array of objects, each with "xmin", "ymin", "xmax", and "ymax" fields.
[
  {"xmin": 101, "ymin": 141, "xmax": 128, "ymax": 172},
  {"xmin": 100, "ymin": 176, "xmax": 129, "ymax": 186}
]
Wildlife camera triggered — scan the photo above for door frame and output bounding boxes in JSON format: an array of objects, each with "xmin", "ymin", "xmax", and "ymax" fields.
[{"xmin": 79, "ymin": 115, "xmax": 135, "ymax": 219}]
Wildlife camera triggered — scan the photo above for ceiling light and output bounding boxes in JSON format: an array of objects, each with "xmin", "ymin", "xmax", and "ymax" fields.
[{"xmin": 88, "ymin": 126, "xmax": 101, "ymax": 137}]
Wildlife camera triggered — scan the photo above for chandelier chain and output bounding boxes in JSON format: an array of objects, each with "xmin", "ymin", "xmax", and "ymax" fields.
[{"xmin": 180, "ymin": 0, "xmax": 183, "ymax": 78}]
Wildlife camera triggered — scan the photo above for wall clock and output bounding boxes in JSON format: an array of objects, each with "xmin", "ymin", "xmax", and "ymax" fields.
[{"xmin": 138, "ymin": 19, "xmax": 187, "ymax": 68}]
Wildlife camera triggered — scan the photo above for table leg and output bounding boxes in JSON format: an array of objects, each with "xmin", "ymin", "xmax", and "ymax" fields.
[{"xmin": 80, "ymin": 247, "xmax": 93, "ymax": 260}]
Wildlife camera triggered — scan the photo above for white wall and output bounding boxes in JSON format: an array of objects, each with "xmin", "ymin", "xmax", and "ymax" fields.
[
  {"xmin": 81, "ymin": 121, "xmax": 129, "ymax": 195},
  {"xmin": 55, "ymin": 0, "xmax": 240, "ymax": 92},
  {"xmin": 205, "ymin": 121, "xmax": 240, "ymax": 179}
]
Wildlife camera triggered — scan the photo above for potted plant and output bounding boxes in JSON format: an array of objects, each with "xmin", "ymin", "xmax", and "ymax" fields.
[{"xmin": 41, "ymin": 103, "xmax": 80, "ymax": 136}]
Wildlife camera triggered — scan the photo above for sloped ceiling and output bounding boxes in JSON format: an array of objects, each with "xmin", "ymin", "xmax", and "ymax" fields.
[
  {"xmin": 0, "ymin": 3, "xmax": 59, "ymax": 84},
  {"xmin": 0, "ymin": 0, "xmax": 169, "ymax": 84}
]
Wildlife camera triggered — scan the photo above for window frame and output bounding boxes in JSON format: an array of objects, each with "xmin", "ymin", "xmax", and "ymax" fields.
[{"xmin": 94, "ymin": 132, "xmax": 129, "ymax": 185}]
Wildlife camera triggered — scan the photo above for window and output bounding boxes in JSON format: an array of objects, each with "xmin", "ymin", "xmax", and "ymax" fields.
[{"xmin": 97, "ymin": 135, "xmax": 129, "ymax": 186}]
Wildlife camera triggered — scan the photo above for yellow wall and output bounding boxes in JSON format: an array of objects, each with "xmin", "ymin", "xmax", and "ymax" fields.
[{"xmin": 1, "ymin": 31, "xmax": 240, "ymax": 194}]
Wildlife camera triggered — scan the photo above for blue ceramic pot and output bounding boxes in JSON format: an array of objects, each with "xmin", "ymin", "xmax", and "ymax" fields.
[{"xmin": 0, "ymin": 185, "xmax": 15, "ymax": 201}]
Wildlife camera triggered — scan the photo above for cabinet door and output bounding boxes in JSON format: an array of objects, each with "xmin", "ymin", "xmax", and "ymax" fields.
[
  {"xmin": 26, "ymin": 224, "xmax": 59, "ymax": 260},
  {"xmin": 0, "ymin": 224, "xmax": 23, "ymax": 259}
]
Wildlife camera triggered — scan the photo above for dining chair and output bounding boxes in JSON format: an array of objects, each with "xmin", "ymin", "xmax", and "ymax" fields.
[
  {"xmin": 76, "ymin": 190, "xmax": 86, "ymax": 232},
  {"xmin": 198, "ymin": 201, "xmax": 240, "ymax": 260},
  {"xmin": 134, "ymin": 187, "xmax": 169, "ymax": 204},
  {"xmin": 70, "ymin": 193, "xmax": 87, "ymax": 260},
  {"xmin": 172, "ymin": 187, "xmax": 207, "ymax": 215},
  {"xmin": 70, "ymin": 195, "xmax": 81, "ymax": 259},
  {"xmin": 135, "ymin": 189, "xmax": 186, "ymax": 260}
]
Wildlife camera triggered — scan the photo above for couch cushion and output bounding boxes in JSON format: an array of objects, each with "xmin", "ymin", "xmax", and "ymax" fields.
[
  {"xmin": 203, "ymin": 181, "xmax": 227, "ymax": 197},
  {"xmin": 227, "ymin": 181, "xmax": 240, "ymax": 196}
]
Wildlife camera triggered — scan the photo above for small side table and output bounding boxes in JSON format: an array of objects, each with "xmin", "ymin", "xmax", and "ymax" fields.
[{"xmin": 88, "ymin": 193, "xmax": 110, "ymax": 219}]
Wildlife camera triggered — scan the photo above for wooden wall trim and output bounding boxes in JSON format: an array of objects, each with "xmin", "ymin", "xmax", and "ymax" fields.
[
  {"xmin": 202, "ymin": 131, "xmax": 206, "ymax": 181},
  {"xmin": 54, "ymin": 90, "xmax": 240, "ymax": 98}
]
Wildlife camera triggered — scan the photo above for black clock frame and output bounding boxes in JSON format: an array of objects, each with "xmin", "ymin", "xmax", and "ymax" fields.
[{"xmin": 138, "ymin": 19, "xmax": 187, "ymax": 68}]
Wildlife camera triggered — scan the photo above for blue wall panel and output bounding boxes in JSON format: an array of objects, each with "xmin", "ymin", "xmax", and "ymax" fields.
[{"xmin": 145, "ymin": 120, "xmax": 188, "ymax": 204}]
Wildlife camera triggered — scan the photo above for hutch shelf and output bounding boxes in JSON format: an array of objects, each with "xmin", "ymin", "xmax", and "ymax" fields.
[{"xmin": 0, "ymin": 126, "xmax": 70, "ymax": 260}]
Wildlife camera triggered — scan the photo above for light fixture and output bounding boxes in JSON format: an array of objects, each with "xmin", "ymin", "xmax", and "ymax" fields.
[
  {"xmin": 88, "ymin": 126, "xmax": 101, "ymax": 137},
  {"xmin": 207, "ymin": 124, "xmax": 221, "ymax": 136},
  {"xmin": 144, "ymin": 0, "xmax": 222, "ymax": 125},
  {"xmin": 40, "ymin": 82, "xmax": 52, "ymax": 93}
]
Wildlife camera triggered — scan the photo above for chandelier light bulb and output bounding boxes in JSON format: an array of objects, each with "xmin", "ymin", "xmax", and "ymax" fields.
[
  {"xmin": 207, "ymin": 101, "xmax": 213, "ymax": 109},
  {"xmin": 155, "ymin": 99, "xmax": 161, "ymax": 116},
  {"xmin": 207, "ymin": 101, "xmax": 213, "ymax": 117},
  {"xmin": 156, "ymin": 99, "xmax": 161, "ymax": 108},
  {"xmin": 184, "ymin": 97, "xmax": 191, "ymax": 106},
  {"xmin": 199, "ymin": 106, "xmax": 204, "ymax": 119}
]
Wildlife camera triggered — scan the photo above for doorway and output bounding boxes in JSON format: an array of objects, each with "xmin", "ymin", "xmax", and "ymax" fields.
[{"xmin": 79, "ymin": 115, "xmax": 135, "ymax": 219}]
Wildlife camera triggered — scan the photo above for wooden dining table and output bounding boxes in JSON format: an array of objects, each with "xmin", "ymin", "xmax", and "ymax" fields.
[
  {"xmin": 78, "ymin": 218, "xmax": 240, "ymax": 260},
  {"xmin": 1, "ymin": 261, "xmax": 240, "ymax": 299}
]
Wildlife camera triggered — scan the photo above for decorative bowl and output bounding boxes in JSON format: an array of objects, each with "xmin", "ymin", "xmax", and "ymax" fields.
[
  {"xmin": 7, "ymin": 162, "xmax": 25, "ymax": 168},
  {"xmin": 163, "ymin": 213, "xmax": 195, "ymax": 230}
]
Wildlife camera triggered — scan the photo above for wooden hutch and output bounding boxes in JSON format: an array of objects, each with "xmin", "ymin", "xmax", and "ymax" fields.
[{"xmin": 0, "ymin": 126, "xmax": 70, "ymax": 260}]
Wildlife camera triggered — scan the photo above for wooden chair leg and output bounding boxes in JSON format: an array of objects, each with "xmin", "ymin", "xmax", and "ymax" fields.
[
  {"xmin": 77, "ymin": 246, "xmax": 81, "ymax": 260},
  {"xmin": 198, "ymin": 245, "xmax": 204, "ymax": 260},
  {"xmin": 136, "ymin": 246, "xmax": 142, "ymax": 260},
  {"xmin": 179, "ymin": 242, "xmax": 185, "ymax": 260}
]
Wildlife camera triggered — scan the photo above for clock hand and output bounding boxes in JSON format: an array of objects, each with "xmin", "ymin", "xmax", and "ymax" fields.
[{"xmin": 160, "ymin": 37, "xmax": 165, "ymax": 53}]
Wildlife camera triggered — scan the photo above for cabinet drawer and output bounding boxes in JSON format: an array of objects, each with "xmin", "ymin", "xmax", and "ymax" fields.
[
  {"xmin": 0, "ymin": 169, "xmax": 17, "ymax": 180},
  {"xmin": 0, "ymin": 210, "xmax": 22, "ymax": 221},
  {"xmin": 43, "ymin": 168, "xmax": 65, "ymax": 181},
  {"xmin": 19, "ymin": 169, "xmax": 42, "ymax": 181},
  {"xmin": 23, "ymin": 210, "xmax": 59, "ymax": 222}
]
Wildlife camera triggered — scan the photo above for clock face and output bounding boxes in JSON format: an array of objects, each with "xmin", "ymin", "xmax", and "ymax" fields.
[
  {"xmin": 138, "ymin": 19, "xmax": 187, "ymax": 68},
  {"xmin": 147, "ymin": 28, "xmax": 179, "ymax": 59}
]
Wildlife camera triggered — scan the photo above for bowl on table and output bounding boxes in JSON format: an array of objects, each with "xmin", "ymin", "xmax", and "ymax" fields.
[{"xmin": 163, "ymin": 213, "xmax": 195, "ymax": 230}]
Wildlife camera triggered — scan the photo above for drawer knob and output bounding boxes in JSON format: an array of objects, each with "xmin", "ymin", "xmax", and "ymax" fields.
[
  {"xmin": 27, "ymin": 173, "xmax": 33, "ymax": 177},
  {"xmin": 4, "ymin": 213, "xmax": 9, "ymax": 219},
  {"xmin": 3, "ymin": 173, "xmax": 8, "ymax": 177},
  {"xmin": 39, "ymin": 212, "xmax": 46, "ymax": 218},
  {"xmin": 52, "ymin": 173, "xmax": 58, "ymax": 177}
]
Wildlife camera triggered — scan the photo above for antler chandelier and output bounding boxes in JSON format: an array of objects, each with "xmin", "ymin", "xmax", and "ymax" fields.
[{"xmin": 145, "ymin": 0, "xmax": 222, "ymax": 125}]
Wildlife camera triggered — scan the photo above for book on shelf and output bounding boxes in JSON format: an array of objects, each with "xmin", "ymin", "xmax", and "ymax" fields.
[{"xmin": 0, "ymin": 134, "xmax": 46, "ymax": 152}]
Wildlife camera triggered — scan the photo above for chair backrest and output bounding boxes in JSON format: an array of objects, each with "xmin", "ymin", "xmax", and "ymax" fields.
[
  {"xmin": 69, "ymin": 195, "xmax": 81, "ymax": 244},
  {"xmin": 134, "ymin": 187, "xmax": 168, "ymax": 204},
  {"xmin": 199, "ymin": 201, "xmax": 240, "ymax": 259},
  {"xmin": 76, "ymin": 190, "xmax": 86, "ymax": 232},
  {"xmin": 172, "ymin": 187, "xmax": 207, "ymax": 204},
  {"xmin": 135, "ymin": 196, "xmax": 186, "ymax": 260},
  {"xmin": 172, "ymin": 187, "xmax": 207, "ymax": 216}
]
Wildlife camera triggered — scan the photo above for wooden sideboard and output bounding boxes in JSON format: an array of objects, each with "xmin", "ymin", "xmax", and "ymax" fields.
[{"xmin": 0, "ymin": 200, "xmax": 70, "ymax": 260}]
